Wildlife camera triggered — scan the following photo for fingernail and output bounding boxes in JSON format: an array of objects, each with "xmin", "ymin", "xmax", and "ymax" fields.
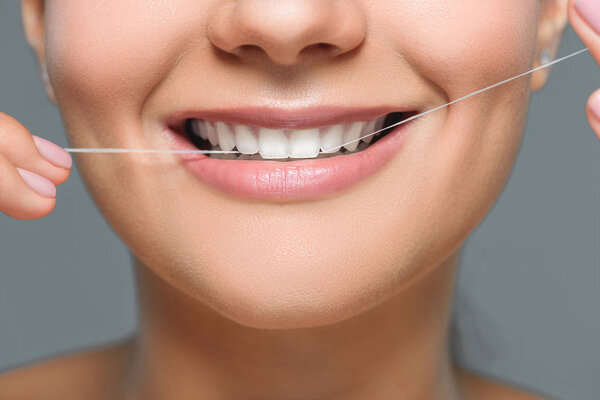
[
  {"xmin": 575, "ymin": 0, "xmax": 600, "ymax": 35},
  {"xmin": 32, "ymin": 135, "xmax": 72, "ymax": 169},
  {"xmin": 17, "ymin": 168, "xmax": 57, "ymax": 198},
  {"xmin": 590, "ymin": 92, "xmax": 600, "ymax": 121}
]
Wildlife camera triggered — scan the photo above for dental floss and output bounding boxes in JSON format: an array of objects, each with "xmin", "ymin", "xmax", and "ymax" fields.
[
  {"xmin": 63, "ymin": 47, "xmax": 589, "ymax": 156},
  {"xmin": 64, "ymin": 148, "xmax": 239, "ymax": 154}
]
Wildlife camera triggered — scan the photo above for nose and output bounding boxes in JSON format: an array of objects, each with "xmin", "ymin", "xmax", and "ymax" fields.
[{"xmin": 208, "ymin": 0, "xmax": 366, "ymax": 66}]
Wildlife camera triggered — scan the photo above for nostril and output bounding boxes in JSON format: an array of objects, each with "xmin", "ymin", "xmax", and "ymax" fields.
[
  {"xmin": 312, "ymin": 43, "xmax": 336, "ymax": 51},
  {"xmin": 232, "ymin": 42, "xmax": 340, "ymax": 65},
  {"xmin": 233, "ymin": 44, "xmax": 264, "ymax": 58},
  {"xmin": 300, "ymin": 42, "xmax": 341, "ymax": 58}
]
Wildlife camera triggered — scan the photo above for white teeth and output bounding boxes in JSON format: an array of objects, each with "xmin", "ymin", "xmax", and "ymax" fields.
[
  {"xmin": 259, "ymin": 128, "xmax": 289, "ymax": 159},
  {"xmin": 235, "ymin": 125, "xmax": 259, "ymax": 154},
  {"xmin": 206, "ymin": 122, "xmax": 219, "ymax": 146},
  {"xmin": 343, "ymin": 121, "xmax": 365, "ymax": 152},
  {"xmin": 362, "ymin": 120, "xmax": 376, "ymax": 144},
  {"xmin": 289, "ymin": 129, "xmax": 320, "ymax": 158},
  {"xmin": 320, "ymin": 125, "xmax": 344, "ymax": 153},
  {"xmin": 189, "ymin": 115, "xmax": 391, "ymax": 160},
  {"xmin": 191, "ymin": 120, "xmax": 209, "ymax": 140},
  {"xmin": 215, "ymin": 122, "xmax": 236, "ymax": 151}
]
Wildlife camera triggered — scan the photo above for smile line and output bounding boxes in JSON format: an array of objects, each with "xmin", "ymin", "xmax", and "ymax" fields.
[{"xmin": 64, "ymin": 47, "xmax": 589, "ymax": 155}]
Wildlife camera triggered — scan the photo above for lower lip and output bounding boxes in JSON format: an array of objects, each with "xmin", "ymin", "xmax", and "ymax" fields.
[{"xmin": 169, "ymin": 122, "xmax": 412, "ymax": 201}]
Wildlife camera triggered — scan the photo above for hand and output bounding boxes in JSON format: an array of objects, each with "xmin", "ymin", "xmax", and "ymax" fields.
[
  {"xmin": 0, "ymin": 112, "xmax": 72, "ymax": 219},
  {"xmin": 569, "ymin": 0, "xmax": 600, "ymax": 141}
]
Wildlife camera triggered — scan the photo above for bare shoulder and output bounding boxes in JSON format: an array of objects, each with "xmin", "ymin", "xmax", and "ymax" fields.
[
  {"xmin": 457, "ymin": 367, "xmax": 557, "ymax": 400},
  {"xmin": 0, "ymin": 338, "xmax": 134, "ymax": 400}
]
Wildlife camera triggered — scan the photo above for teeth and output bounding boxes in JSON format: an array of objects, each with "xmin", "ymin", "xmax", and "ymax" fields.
[
  {"xmin": 235, "ymin": 125, "xmax": 259, "ymax": 154},
  {"xmin": 362, "ymin": 120, "xmax": 376, "ymax": 144},
  {"xmin": 289, "ymin": 129, "xmax": 320, "ymax": 158},
  {"xmin": 320, "ymin": 125, "xmax": 343, "ymax": 154},
  {"xmin": 191, "ymin": 120, "xmax": 209, "ymax": 140},
  {"xmin": 343, "ymin": 121, "xmax": 365, "ymax": 152},
  {"xmin": 259, "ymin": 128, "xmax": 289, "ymax": 159},
  {"xmin": 206, "ymin": 122, "xmax": 219, "ymax": 146},
  {"xmin": 215, "ymin": 122, "xmax": 236, "ymax": 151},
  {"xmin": 189, "ymin": 115, "xmax": 389, "ymax": 160}
]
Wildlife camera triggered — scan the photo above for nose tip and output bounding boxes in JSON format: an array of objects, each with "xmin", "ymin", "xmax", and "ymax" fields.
[{"xmin": 208, "ymin": 0, "xmax": 366, "ymax": 66}]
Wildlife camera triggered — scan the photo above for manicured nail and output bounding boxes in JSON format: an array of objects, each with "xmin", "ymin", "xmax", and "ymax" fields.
[
  {"xmin": 32, "ymin": 135, "xmax": 72, "ymax": 169},
  {"xmin": 17, "ymin": 168, "xmax": 57, "ymax": 198},
  {"xmin": 590, "ymin": 91, "xmax": 600, "ymax": 121},
  {"xmin": 575, "ymin": 0, "xmax": 600, "ymax": 35}
]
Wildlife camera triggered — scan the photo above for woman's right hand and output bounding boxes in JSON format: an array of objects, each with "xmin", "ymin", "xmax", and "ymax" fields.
[
  {"xmin": 0, "ymin": 112, "xmax": 72, "ymax": 220},
  {"xmin": 569, "ymin": 0, "xmax": 600, "ymax": 142}
]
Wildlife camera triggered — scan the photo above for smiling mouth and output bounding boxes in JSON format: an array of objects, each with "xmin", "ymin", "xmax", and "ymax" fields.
[
  {"xmin": 166, "ymin": 108, "xmax": 417, "ymax": 200},
  {"xmin": 179, "ymin": 112, "xmax": 410, "ymax": 161}
]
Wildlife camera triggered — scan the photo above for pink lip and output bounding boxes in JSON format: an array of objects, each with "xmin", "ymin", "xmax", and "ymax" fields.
[
  {"xmin": 167, "ymin": 112, "xmax": 413, "ymax": 202},
  {"xmin": 166, "ymin": 106, "xmax": 402, "ymax": 130}
]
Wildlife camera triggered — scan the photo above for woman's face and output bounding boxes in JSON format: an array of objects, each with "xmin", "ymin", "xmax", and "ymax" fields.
[{"xmin": 42, "ymin": 0, "xmax": 540, "ymax": 328}]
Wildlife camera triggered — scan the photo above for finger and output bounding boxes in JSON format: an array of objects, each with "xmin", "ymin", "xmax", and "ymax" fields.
[
  {"xmin": 0, "ymin": 112, "xmax": 72, "ymax": 186},
  {"xmin": 586, "ymin": 89, "xmax": 600, "ymax": 141},
  {"xmin": 0, "ymin": 153, "xmax": 57, "ymax": 220},
  {"xmin": 569, "ymin": 0, "xmax": 600, "ymax": 63}
]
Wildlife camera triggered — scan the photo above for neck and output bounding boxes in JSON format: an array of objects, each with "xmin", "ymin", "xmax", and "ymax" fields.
[{"xmin": 127, "ymin": 250, "xmax": 465, "ymax": 400}]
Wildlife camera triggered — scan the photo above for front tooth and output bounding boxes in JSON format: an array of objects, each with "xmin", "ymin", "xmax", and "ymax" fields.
[
  {"xmin": 206, "ymin": 122, "xmax": 219, "ymax": 146},
  {"xmin": 289, "ymin": 129, "xmax": 320, "ymax": 158},
  {"xmin": 362, "ymin": 120, "xmax": 376, "ymax": 144},
  {"xmin": 320, "ymin": 125, "xmax": 343, "ymax": 154},
  {"xmin": 192, "ymin": 120, "xmax": 209, "ymax": 140},
  {"xmin": 258, "ymin": 128, "xmax": 289, "ymax": 159},
  {"xmin": 215, "ymin": 122, "xmax": 236, "ymax": 151},
  {"xmin": 235, "ymin": 125, "xmax": 259, "ymax": 154},
  {"xmin": 343, "ymin": 121, "xmax": 365, "ymax": 152}
]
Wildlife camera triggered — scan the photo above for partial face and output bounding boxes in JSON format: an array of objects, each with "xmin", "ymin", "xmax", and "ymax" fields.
[{"xmin": 42, "ymin": 0, "xmax": 540, "ymax": 328}]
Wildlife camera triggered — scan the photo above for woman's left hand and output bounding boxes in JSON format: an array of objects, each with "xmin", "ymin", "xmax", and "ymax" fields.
[{"xmin": 569, "ymin": 0, "xmax": 600, "ymax": 141}]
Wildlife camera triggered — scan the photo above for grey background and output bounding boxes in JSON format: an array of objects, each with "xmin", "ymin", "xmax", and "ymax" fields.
[{"xmin": 0, "ymin": 1, "xmax": 598, "ymax": 399}]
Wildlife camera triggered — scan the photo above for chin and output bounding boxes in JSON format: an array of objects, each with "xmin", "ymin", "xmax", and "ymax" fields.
[
  {"xmin": 200, "ymin": 274, "xmax": 397, "ymax": 330},
  {"xmin": 149, "ymin": 242, "xmax": 421, "ymax": 330}
]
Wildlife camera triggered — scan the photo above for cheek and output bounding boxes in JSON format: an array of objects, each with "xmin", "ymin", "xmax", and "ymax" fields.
[
  {"xmin": 372, "ymin": 1, "xmax": 540, "ymax": 284},
  {"xmin": 384, "ymin": 0, "xmax": 539, "ymax": 95},
  {"xmin": 44, "ymin": 1, "xmax": 201, "ymax": 117}
]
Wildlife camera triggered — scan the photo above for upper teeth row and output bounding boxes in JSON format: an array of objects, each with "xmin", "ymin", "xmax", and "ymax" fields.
[{"xmin": 190, "ymin": 117, "xmax": 387, "ymax": 159}]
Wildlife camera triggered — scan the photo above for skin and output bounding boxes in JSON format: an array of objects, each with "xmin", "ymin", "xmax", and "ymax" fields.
[{"xmin": 0, "ymin": 0, "xmax": 598, "ymax": 398}]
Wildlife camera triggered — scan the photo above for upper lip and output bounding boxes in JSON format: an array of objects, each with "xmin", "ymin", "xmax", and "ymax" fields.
[{"xmin": 165, "ymin": 106, "xmax": 413, "ymax": 131}]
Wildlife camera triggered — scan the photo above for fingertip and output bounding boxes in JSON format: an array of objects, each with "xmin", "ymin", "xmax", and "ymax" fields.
[
  {"xmin": 587, "ymin": 89, "xmax": 600, "ymax": 141},
  {"xmin": 53, "ymin": 168, "xmax": 72, "ymax": 186},
  {"xmin": 32, "ymin": 135, "xmax": 73, "ymax": 170},
  {"xmin": 568, "ymin": 0, "xmax": 600, "ymax": 65},
  {"xmin": 572, "ymin": 0, "xmax": 600, "ymax": 36},
  {"xmin": 30, "ymin": 135, "xmax": 73, "ymax": 185},
  {"xmin": 588, "ymin": 89, "xmax": 600, "ymax": 120},
  {"xmin": 3, "ymin": 197, "xmax": 56, "ymax": 220},
  {"xmin": 16, "ymin": 168, "xmax": 57, "ymax": 198}
]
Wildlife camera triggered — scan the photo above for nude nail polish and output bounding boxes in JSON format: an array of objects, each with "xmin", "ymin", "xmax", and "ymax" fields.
[
  {"xmin": 32, "ymin": 135, "xmax": 73, "ymax": 169},
  {"xmin": 575, "ymin": 0, "xmax": 600, "ymax": 35},
  {"xmin": 17, "ymin": 168, "xmax": 57, "ymax": 198}
]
